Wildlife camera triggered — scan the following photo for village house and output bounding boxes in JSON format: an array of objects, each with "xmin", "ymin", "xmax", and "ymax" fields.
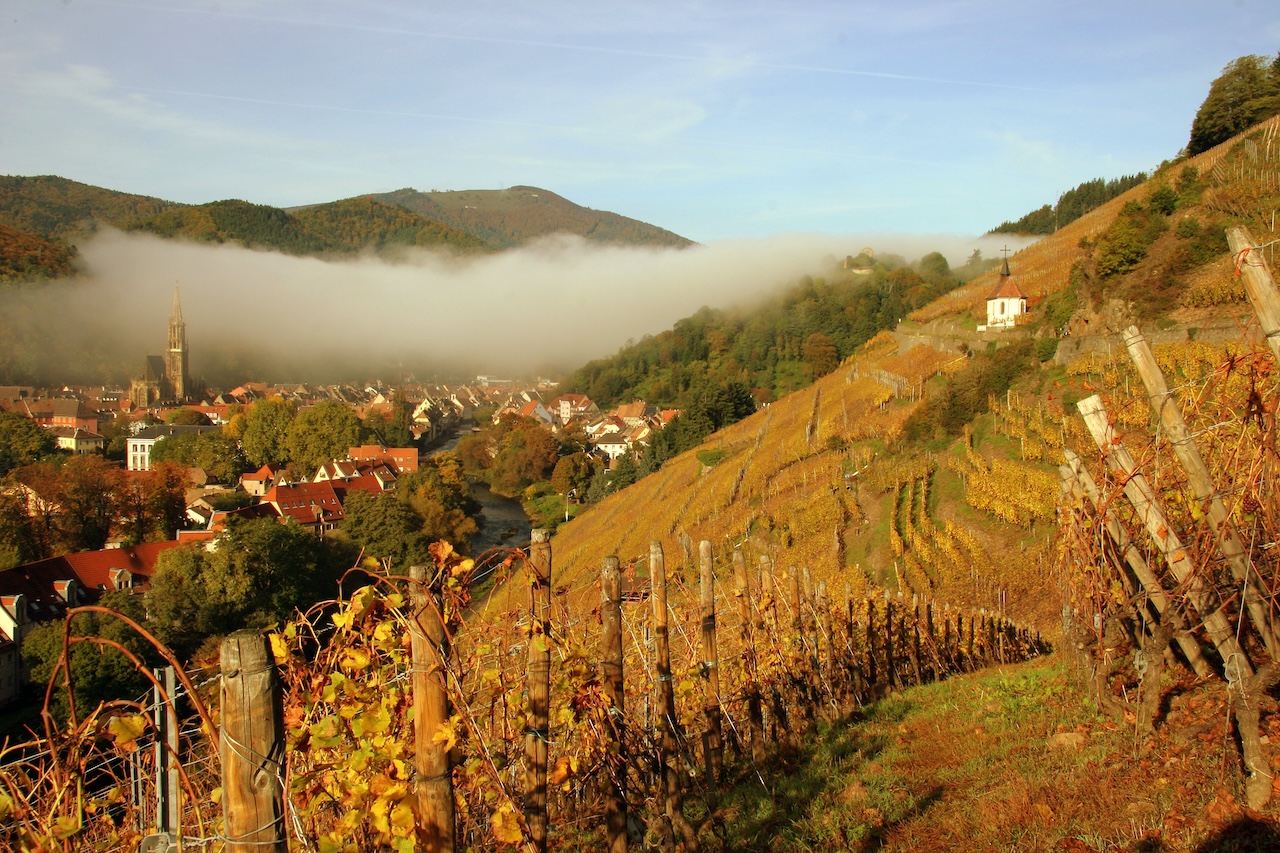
[
  {"xmin": 260, "ymin": 481, "xmax": 345, "ymax": 534},
  {"xmin": 48, "ymin": 426, "xmax": 105, "ymax": 455},
  {"xmin": 127, "ymin": 423, "xmax": 221, "ymax": 472},
  {"xmin": 348, "ymin": 445, "xmax": 420, "ymax": 474},
  {"xmin": 0, "ymin": 542, "xmax": 181, "ymax": 706},
  {"xmin": 549, "ymin": 394, "xmax": 598, "ymax": 427}
]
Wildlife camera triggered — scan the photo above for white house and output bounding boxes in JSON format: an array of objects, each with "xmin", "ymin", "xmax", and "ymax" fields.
[{"xmin": 984, "ymin": 258, "xmax": 1027, "ymax": 329}]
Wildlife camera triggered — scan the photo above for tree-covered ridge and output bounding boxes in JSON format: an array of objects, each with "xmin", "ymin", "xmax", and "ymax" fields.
[
  {"xmin": 565, "ymin": 252, "xmax": 974, "ymax": 410},
  {"xmin": 290, "ymin": 197, "xmax": 490, "ymax": 254},
  {"xmin": 1188, "ymin": 53, "xmax": 1280, "ymax": 155},
  {"xmin": 125, "ymin": 199, "xmax": 330, "ymax": 254},
  {"xmin": 371, "ymin": 186, "xmax": 695, "ymax": 250},
  {"xmin": 0, "ymin": 222, "xmax": 77, "ymax": 281},
  {"xmin": 990, "ymin": 173, "xmax": 1148, "ymax": 235},
  {"xmin": 0, "ymin": 175, "xmax": 181, "ymax": 240}
]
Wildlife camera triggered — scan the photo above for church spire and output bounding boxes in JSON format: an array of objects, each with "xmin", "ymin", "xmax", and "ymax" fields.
[{"xmin": 166, "ymin": 284, "xmax": 188, "ymax": 401}]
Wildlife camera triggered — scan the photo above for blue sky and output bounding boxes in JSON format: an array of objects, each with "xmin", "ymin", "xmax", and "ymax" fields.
[{"xmin": 3, "ymin": 1, "xmax": 1279, "ymax": 242}]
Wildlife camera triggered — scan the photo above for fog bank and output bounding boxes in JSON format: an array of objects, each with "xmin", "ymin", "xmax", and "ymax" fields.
[{"xmin": 0, "ymin": 229, "xmax": 1034, "ymax": 387}]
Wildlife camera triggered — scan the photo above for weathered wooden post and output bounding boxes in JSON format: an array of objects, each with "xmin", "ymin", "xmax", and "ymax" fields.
[
  {"xmin": 1123, "ymin": 324, "xmax": 1280, "ymax": 660},
  {"xmin": 525, "ymin": 529, "xmax": 553, "ymax": 853},
  {"xmin": 908, "ymin": 594, "xmax": 923, "ymax": 686},
  {"xmin": 651, "ymin": 541, "xmax": 697, "ymax": 849},
  {"xmin": 864, "ymin": 597, "xmax": 878, "ymax": 688},
  {"xmin": 1077, "ymin": 396, "xmax": 1253, "ymax": 675},
  {"xmin": 1061, "ymin": 452, "xmax": 1212, "ymax": 678},
  {"xmin": 884, "ymin": 592, "xmax": 896, "ymax": 688},
  {"xmin": 410, "ymin": 564, "xmax": 455, "ymax": 852},
  {"xmin": 219, "ymin": 630, "xmax": 286, "ymax": 853},
  {"xmin": 1227, "ymin": 226, "xmax": 1280, "ymax": 361},
  {"xmin": 698, "ymin": 540, "xmax": 724, "ymax": 784},
  {"xmin": 732, "ymin": 549, "xmax": 765, "ymax": 766},
  {"xmin": 601, "ymin": 557, "xmax": 627, "ymax": 853}
]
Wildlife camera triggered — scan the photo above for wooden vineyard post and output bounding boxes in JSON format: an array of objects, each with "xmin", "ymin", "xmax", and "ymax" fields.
[
  {"xmin": 601, "ymin": 557, "xmax": 627, "ymax": 853},
  {"xmin": 908, "ymin": 594, "xmax": 922, "ymax": 686},
  {"xmin": 732, "ymin": 549, "xmax": 765, "ymax": 765},
  {"xmin": 1077, "ymin": 396, "xmax": 1254, "ymax": 678},
  {"xmin": 525, "ymin": 529, "xmax": 553, "ymax": 853},
  {"xmin": 924, "ymin": 600, "xmax": 937, "ymax": 682},
  {"xmin": 965, "ymin": 613, "xmax": 975, "ymax": 669},
  {"xmin": 864, "ymin": 597, "xmax": 878, "ymax": 689},
  {"xmin": 941, "ymin": 605, "xmax": 953, "ymax": 676},
  {"xmin": 884, "ymin": 592, "xmax": 896, "ymax": 689},
  {"xmin": 1061, "ymin": 451, "xmax": 1212, "ymax": 678},
  {"xmin": 651, "ymin": 541, "xmax": 697, "ymax": 849},
  {"xmin": 698, "ymin": 540, "xmax": 724, "ymax": 784},
  {"xmin": 1123, "ymin": 324, "xmax": 1280, "ymax": 660},
  {"xmin": 817, "ymin": 581, "xmax": 834, "ymax": 716},
  {"xmin": 410, "ymin": 565, "xmax": 455, "ymax": 852},
  {"xmin": 1227, "ymin": 226, "xmax": 1280, "ymax": 361},
  {"xmin": 219, "ymin": 630, "xmax": 286, "ymax": 853},
  {"xmin": 1078, "ymin": 394, "xmax": 1280, "ymax": 807}
]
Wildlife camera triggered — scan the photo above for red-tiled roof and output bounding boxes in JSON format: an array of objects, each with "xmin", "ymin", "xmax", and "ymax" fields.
[
  {"xmin": 263, "ymin": 481, "xmax": 344, "ymax": 526},
  {"xmin": 987, "ymin": 278, "xmax": 1025, "ymax": 301},
  {"xmin": 0, "ymin": 541, "xmax": 182, "ymax": 624}
]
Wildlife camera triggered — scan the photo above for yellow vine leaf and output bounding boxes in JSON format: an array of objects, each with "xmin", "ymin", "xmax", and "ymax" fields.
[
  {"xmin": 269, "ymin": 632, "xmax": 289, "ymax": 664},
  {"xmin": 107, "ymin": 714, "xmax": 148, "ymax": 752},
  {"xmin": 390, "ymin": 802, "xmax": 416, "ymax": 836},
  {"xmin": 432, "ymin": 715, "xmax": 461, "ymax": 752},
  {"xmin": 340, "ymin": 648, "xmax": 372, "ymax": 672},
  {"xmin": 52, "ymin": 813, "xmax": 82, "ymax": 840},
  {"xmin": 491, "ymin": 802, "xmax": 525, "ymax": 845}
]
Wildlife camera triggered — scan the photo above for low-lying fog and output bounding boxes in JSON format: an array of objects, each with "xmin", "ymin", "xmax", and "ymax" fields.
[{"xmin": 0, "ymin": 229, "xmax": 1034, "ymax": 387}]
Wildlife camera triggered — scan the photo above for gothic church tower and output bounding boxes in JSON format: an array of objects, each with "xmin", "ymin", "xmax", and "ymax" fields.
[{"xmin": 164, "ymin": 286, "xmax": 188, "ymax": 401}]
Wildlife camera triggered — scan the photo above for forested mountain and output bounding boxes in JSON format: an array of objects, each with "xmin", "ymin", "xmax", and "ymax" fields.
[
  {"xmin": 125, "ymin": 200, "xmax": 329, "ymax": 254},
  {"xmin": 368, "ymin": 186, "xmax": 694, "ymax": 249},
  {"xmin": 990, "ymin": 173, "xmax": 1148, "ymax": 235},
  {"xmin": 565, "ymin": 250, "xmax": 986, "ymax": 411},
  {"xmin": 123, "ymin": 197, "xmax": 490, "ymax": 256},
  {"xmin": 0, "ymin": 176, "xmax": 692, "ymax": 280},
  {"xmin": 290, "ymin": 197, "xmax": 488, "ymax": 254},
  {"xmin": 0, "ymin": 175, "xmax": 181, "ymax": 240}
]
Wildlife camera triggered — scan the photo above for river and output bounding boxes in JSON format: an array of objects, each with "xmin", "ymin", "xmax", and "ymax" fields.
[{"xmin": 430, "ymin": 429, "xmax": 533, "ymax": 554}]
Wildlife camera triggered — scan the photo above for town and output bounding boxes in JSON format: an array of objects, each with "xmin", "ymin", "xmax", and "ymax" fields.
[{"xmin": 0, "ymin": 288, "xmax": 680, "ymax": 710}]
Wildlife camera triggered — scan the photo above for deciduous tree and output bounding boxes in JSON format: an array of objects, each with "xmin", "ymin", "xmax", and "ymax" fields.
[
  {"xmin": 286, "ymin": 400, "xmax": 362, "ymax": 472},
  {"xmin": 240, "ymin": 397, "xmax": 296, "ymax": 467},
  {"xmin": 0, "ymin": 411, "xmax": 54, "ymax": 476}
]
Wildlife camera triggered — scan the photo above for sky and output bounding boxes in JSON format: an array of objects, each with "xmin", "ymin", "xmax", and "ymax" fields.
[
  {"xmin": 5, "ymin": 0, "xmax": 1279, "ymax": 242},
  {"xmin": 2, "ymin": 2, "xmax": 1279, "ymax": 383}
]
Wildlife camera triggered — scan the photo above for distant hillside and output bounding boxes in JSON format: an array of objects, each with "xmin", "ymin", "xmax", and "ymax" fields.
[
  {"xmin": 989, "ymin": 173, "xmax": 1148, "ymax": 236},
  {"xmin": 0, "ymin": 176, "xmax": 692, "ymax": 281},
  {"xmin": 290, "ymin": 197, "xmax": 489, "ymax": 254},
  {"xmin": 123, "ymin": 197, "xmax": 490, "ymax": 257},
  {"xmin": 125, "ymin": 199, "xmax": 328, "ymax": 254},
  {"xmin": 0, "ymin": 222, "xmax": 77, "ymax": 281},
  {"xmin": 369, "ymin": 186, "xmax": 695, "ymax": 249},
  {"xmin": 564, "ymin": 250, "xmax": 992, "ymax": 411},
  {"xmin": 0, "ymin": 175, "xmax": 181, "ymax": 240}
]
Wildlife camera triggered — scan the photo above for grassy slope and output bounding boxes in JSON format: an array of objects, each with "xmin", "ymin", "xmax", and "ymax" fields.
[{"xmin": 716, "ymin": 655, "xmax": 1277, "ymax": 852}]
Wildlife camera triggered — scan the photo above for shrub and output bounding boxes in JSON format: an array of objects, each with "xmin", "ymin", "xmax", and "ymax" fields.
[{"xmin": 1149, "ymin": 185, "xmax": 1179, "ymax": 215}]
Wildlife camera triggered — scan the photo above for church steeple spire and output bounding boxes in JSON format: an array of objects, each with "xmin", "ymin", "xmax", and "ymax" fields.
[{"xmin": 165, "ymin": 284, "xmax": 188, "ymax": 401}]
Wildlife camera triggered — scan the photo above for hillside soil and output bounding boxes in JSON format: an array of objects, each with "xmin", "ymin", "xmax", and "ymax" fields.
[{"xmin": 704, "ymin": 655, "xmax": 1280, "ymax": 853}]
